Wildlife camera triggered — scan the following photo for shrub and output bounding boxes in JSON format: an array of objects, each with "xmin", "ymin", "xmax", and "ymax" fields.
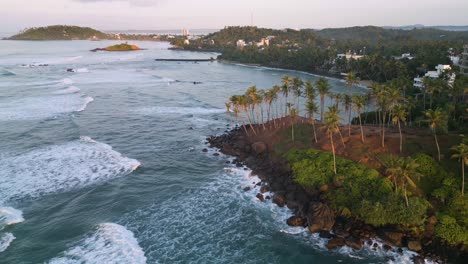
[
  {"xmin": 435, "ymin": 214, "xmax": 468, "ymax": 246},
  {"xmin": 285, "ymin": 148, "xmax": 428, "ymax": 226},
  {"xmin": 412, "ymin": 153, "xmax": 449, "ymax": 195}
]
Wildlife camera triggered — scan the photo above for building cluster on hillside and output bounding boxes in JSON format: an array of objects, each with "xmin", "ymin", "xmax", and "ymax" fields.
[
  {"xmin": 336, "ymin": 51, "xmax": 365, "ymax": 60},
  {"xmin": 393, "ymin": 53, "xmax": 415, "ymax": 60},
  {"xmin": 413, "ymin": 64, "xmax": 456, "ymax": 89},
  {"xmin": 236, "ymin": 36, "xmax": 275, "ymax": 49}
]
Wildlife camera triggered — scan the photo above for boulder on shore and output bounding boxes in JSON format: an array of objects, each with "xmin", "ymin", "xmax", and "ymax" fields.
[
  {"xmin": 251, "ymin": 141, "xmax": 267, "ymax": 155},
  {"xmin": 408, "ymin": 240, "xmax": 422, "ymax": 252},
  {"xmin": 326, "ymin": 238, "xmax": 345, "ymax": 250},
  {"xmin": 272, "ymin": 194, "xmax": 286, "ymax": 207},
  {"xmin": 286, "ymin": 216, "xmax": 307, "ymax": 227},
  {"xmin": 306, "ymin": 202, "xmax": 335, "ymax": 233}
]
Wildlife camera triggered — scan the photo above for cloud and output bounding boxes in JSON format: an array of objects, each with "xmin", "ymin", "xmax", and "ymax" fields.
[{"xmin": 73, "ymin": 0, "xmax": 165, "ymax": 6}]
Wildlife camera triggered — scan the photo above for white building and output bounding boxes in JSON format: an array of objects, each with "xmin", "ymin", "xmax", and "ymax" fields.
[
  {"xmin": 413, "ymin": 64, "xmax": 455, "ymax": 90},
  {"xmin": 236, "ymin": 39, "xmax": 246, "ymax": 48},
  {"xmin": 256, "ymin": 38, "xmax": 270, "ymax": 47},
  {"xmin": 394, "ymin": 53, "xmax": 415, "ymax": 60},
  {"xmin": 337, "ymin": 52, "xmax": 364, "ymax": 60}
]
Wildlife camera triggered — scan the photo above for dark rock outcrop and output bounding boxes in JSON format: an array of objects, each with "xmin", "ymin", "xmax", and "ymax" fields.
[
  {"xmin": 251, "ymin": 141, "xmax": 267, "ymax": 155},
  {"xmin": 286, "ymin": 216, "xmax": 307, "ymax": 227},
  {"xmin": 272, "ymin": 194, "xmax": 286, "ymax": 207},
  {"xmin": 306, "ymin": 202, "xmax": 335, "ymax": 233}
]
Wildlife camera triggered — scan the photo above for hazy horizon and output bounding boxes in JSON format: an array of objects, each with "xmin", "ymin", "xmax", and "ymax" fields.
[{"xmin": 1, "ymin": 0, "xmax": 467, "ymax": 32}]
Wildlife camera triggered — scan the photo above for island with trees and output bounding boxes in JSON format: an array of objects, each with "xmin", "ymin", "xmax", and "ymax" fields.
[
  {"xmin": 90, "ymin": 43, "xmax": 143, "ymax": 52},
  {"xmin": 208, "ymin": 73, "xmax": 467, "ymax": 263},
  {"xmin": 5, "ymin": 25, "xmax": 172, "ymax": 41}
]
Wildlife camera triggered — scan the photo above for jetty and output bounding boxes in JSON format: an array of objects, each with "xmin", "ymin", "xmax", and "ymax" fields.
[{"xmin": 155, "ymin": 58, "xmax": 216, "ymax": 62}]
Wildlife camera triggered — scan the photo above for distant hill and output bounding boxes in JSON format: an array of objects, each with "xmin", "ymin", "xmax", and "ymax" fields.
[
  {"xmin": 312, "ymin": 26, "xmax": 468, "ymax": 43},
  {"xmin": 7, "ymin": 25, "xmax": 114, "ymax": 40},
  {"xmin": 384, "ymin": 25, "xmax": 468, "ymax": 31}
]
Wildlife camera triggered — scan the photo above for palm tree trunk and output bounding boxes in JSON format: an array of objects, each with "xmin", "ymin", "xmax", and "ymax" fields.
[
  {"xmin": 462, "ymin": 162, "xmax": 465, "ymax": 196},
  {"xmin": 312, "ymin": 120, "xmax": 318, "ymax": 143},
  {"xmin": 291, "ymin": 123, "xmax": 294, "ymax": 141},
  {"xmin": 381, "ymin": 111, "xmax": 386, "ymax": 147},
  {"xmin": 243, "ymin": 110, "xmax": 257, "ymax": 136},
  {"xmin": 398, "ymin": 120, "xmax": 403, "ymax": 153},
  {"xmin": 433, "ymin": 129, "xmax": 441, "ymax": 161},
  {"xmin": 348, "ymin": 109, "xmax": 352, "ymax": 137},
  {"xmin": 320, "ymin": 96, "xmax": 324, "ymax": 122},
  {"xmin": 338, "ymin": 127, "xmax": 346, "ymax": 147},
  {"xmin": 404, "ymin": 186, "xmax": 409, "ymax": 207},
  {"xmin": 330, "ymin": 131, "xmax": 337, "ymax": 174},
  {"xmin": 358, "ymin": 110, "xmax": 364, "ymax": 143}
]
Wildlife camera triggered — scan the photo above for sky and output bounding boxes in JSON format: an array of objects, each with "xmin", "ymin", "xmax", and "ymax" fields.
[{"xmin": 0, "ymin": 0, "xmax": 467, "ymax": 32}]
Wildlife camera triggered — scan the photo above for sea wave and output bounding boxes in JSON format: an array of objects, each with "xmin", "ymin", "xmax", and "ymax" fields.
[
  {"xmin": 0, "ymin": 207, "xmax": 24, "ymax": 230},
  {"xmin": 0, "ymin": 233, "xmax": 15, "ymax": 253},
  {"xmin": 135, "ymin": 106, "xmax": 225, "ymax": 116},
  {"xmin": 0, "ymin": 136, "xmax": 140, "ymax": 203},
  {"xmin": 0, "ymin": 94, "xmax": 94, "ymax": 121},
  {"xmin": 53, "ymin": 86, "xmax": 81, "ymax": 95},
  {"xmin": 48, "ymin": 223, "xmax": 146, "ymax": 264}
]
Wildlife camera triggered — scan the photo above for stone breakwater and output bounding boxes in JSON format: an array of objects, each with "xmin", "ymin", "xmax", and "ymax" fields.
[{"xmin": 207, "ymin": 127, "xmax": 465, "ymax": 264}]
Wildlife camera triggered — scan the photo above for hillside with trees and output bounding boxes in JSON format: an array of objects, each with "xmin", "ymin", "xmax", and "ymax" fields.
[
  {"xmin": 7, "ymin": 25, "xmax": 114, "ymax": 40},
  {"xmin": 172, "ymin": 26, "xmax": 467, "ymax": 83}
]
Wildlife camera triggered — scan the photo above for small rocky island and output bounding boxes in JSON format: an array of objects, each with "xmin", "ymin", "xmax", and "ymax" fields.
[{"xmin": 90, "ymin": 43, "xmax": 143, "ymax": 52}]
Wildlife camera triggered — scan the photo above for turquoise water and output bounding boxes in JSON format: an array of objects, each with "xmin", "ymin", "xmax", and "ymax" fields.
[{"xmin": 0, "ymin": 40, "xmax": 416, "ymax": 263}]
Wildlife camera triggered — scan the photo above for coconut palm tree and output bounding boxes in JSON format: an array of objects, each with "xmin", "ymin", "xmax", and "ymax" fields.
[
  {"xmin": 290, "ymin": 107, "xmax": 298, "ymax": 141},
  {"xmin": 344, "ymin": 94, "xmax": 352, "ymax": 137},
  {"xmin": 306, "ymin": 100, "xmax": 319, "ymax": 143},
  {"xmin": 229, "ymin": 95, "xmax": 249, "ymax": 136},
  {"xmin": 424, "ymin": 108, "xmax": 447, "ymax": 161},
  {"xmin": 264, "ymin": 88, "xmax": 275, "ymax": 126},
  {"xmin": 324, "ymin": 106, "xmax": 343, "ymax": 174},
  {"xmin": 316, "ymin": 77, "xmax": 330, "ymax": 122},
  {"xmin": 451, "ymin": 142, "xmax": 468, "ymax": 196},
  {"xmin": 281, "ymin": 76, "xmax": 293, "ymax": 116},
  {"xmin": 345, "ymin": 71, "xmax": 358, "ymax": 94},
  {"xmin": 385, "ymin": 156, "xmax": 421, "ymax": 207},
  {"xmin": 238, "ymin": 94, "xmax": 258, "ymax": 136},
  {"xmin": 352, "ymin": 94, "xmax": 366, "ymax": 143},
  {"xmin": 391, "ymin": 104, "xmax": 407, "ymax": 153},
  {"xmin": 292, "ymin": 77, "xmax": 304, "ymax": 115}
]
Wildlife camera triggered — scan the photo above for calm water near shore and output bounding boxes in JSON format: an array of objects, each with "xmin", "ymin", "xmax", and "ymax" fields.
[{"xmin": 0, "ymin": 40, "xmax": 417, "ymax": 263}]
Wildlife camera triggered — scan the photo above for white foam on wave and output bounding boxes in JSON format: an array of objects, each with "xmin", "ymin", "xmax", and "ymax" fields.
[
  {"xmin": 77, "ymin": 97, "xmax": 94, "ymax": 112},
  {"xmin": 62, "ymin": 78, "xmax": 74, "ymax": 85},
  {"xmin": 0, "ymin": 207, "xmax": 24, "ymax": 229},
  {"xmin": 135, "ymin": 106, "xmax": 224, "ymax": 116},
  {"xmin": 48, "ymin": 223, "xmax": 146, "ymax": 264},
  {"xmin": 53, "ymin": 86, "xmax": 81, "ymax": 95},
  {"xmin": 0, "ymin": 233, "xmax": 15, "ymax": 253},
  {"xmin": 0, "ymin": 136, "xmax": 140, "ymax": 203},
  {"xmin": 0, "ymin": 94, "xmax": 94, "ymax": 121},
  {"xmin": 66, "ymin": 68, "xmax": 89, "ymax": 73},
  {"xmin": 118, "ymin": 53, "xmax": 143, "ymax": 61}
]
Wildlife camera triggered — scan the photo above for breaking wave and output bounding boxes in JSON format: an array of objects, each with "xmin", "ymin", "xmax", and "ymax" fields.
[
  {"xmin": 0, "ymin": 94, "xmax": 94, "ymax": 121},
  {"xmin": 0, "ymin": 136, "xmax": 140, "ymax": 203},
  {"xmin": 48, "ymin": 223, "xmax": 146, "ymax": 264}
]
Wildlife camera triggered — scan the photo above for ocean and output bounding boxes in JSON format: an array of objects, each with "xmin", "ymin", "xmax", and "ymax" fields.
[{"xmin": 0, "ymin": 40, "xmax": 418, "ymax": 263}]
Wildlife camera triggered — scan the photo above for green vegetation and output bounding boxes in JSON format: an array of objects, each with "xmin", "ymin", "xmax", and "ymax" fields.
[
  {"xmin": 226, "ymin": 73, "xmax": 467, "ymax": 247},
  {"xmin": 172, "ymin": 26, "xmax": 468, "ymax": 83},
  {"xmin": 102, "ymin": 43, "xmax": 141, "ymax": 51},
  {"xmin": 8, "ymin": 25, "xmax": 113, "ymax": 40},
  {"xmin": 284, "ymin": 148, "xmax": 430, "ymax": 226}
]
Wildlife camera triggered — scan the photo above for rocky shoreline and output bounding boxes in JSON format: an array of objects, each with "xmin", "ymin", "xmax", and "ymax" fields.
[{"xmin": 206, "ymin": 126, "xmax": 466, "ymax": 264}]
